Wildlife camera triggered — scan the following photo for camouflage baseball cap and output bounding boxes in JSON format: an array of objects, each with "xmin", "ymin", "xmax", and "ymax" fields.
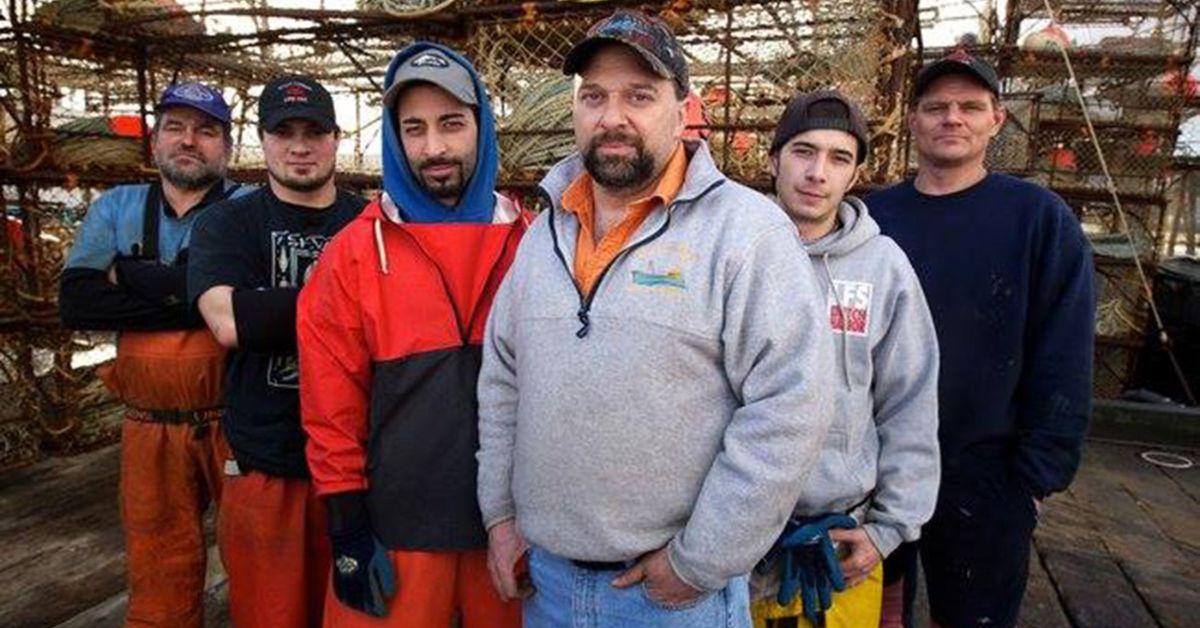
[{"xmin": 562, "ymin": 10, "xmax": 689, "ymax": 96}]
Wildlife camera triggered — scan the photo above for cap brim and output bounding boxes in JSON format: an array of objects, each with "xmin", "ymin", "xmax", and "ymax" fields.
[
  {"xmin": 155, "ymin": 100, "xmax": 231, "ymax": 126},
  {"xmin": 562, "ymin": 36, "xmax": 673, "ymax": 82},
  {"xmin": 260, "ymin": 106, "xmax": 336, "ymax": 133},
  {"xmin": 382, "ymin": 76, "xmax": 478, "ymax": 109},
  {"xmin": 915, "ymin": 61, "xmax": 999, "ymax": 98}
]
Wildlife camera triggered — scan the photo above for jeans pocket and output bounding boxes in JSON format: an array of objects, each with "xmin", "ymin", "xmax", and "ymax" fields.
[{"xmin": 640, "ymin": 582, "xmax": 714, "ymax": 611}]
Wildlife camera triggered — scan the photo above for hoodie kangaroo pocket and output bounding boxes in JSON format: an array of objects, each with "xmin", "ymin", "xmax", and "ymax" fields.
[{"xmin": 847, "ymin": 425, "xmax": 880, "ymax": 496}]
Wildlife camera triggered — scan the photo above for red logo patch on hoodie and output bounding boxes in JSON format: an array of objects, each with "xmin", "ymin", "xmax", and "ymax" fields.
[{"xmin": 828, "ymin": 280, "xmax": 873, "ymax": 336}]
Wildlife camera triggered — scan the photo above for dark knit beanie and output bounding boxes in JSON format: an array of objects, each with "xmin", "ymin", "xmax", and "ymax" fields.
[{"xmin": 770, "ymin": 90, "xmax": 870, "ymax": 164}]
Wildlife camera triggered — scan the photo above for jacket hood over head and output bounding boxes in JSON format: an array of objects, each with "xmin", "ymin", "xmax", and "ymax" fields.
[{"xmin": 382, "ymin": 42, "xmax": 499, "ymax": 223}]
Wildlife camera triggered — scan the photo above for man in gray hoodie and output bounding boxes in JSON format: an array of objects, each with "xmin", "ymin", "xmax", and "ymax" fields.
[
  {"xmin": 476, "ymin": 10, "xmax": 836, "ymax": 627},
  {"xmin": 752, "ymin": 90, "xmax": 941, "ymax": 628}
]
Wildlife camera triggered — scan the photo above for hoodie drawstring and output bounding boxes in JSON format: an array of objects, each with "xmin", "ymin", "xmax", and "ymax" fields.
[
  {"xmin": 822, "ymin": 253, "xmax": 852, "ymax": 390},
  {"xmin": 374, "ymin": 218, "xmax": 389, "ymax": 275}
]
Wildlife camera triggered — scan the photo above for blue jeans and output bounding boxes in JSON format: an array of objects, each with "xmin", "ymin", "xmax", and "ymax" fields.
[{"xmin": 523, "ymin": 546, "xmax": 752, "ymax": 628}]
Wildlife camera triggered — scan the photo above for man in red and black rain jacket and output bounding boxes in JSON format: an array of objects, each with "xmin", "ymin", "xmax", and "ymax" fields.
[{"xmin": 297, "ymin": 43, "xmax": 526, "ymax": 628}]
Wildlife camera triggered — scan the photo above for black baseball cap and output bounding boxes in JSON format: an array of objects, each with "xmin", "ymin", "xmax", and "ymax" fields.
[
  {"xmin": 770, "ymin": 90, "xmax": 871, "ymax": 164},
  {"xmin": 563, "ymin": 10, "xmax": 689, "ymax": 96},
  {"xmin": 258, "ymin": 75, "xmax": 337, "ymax": 133},
  {"xmin": 914, "ymin": 48, "xmax": 1001, "ymax": 100}
]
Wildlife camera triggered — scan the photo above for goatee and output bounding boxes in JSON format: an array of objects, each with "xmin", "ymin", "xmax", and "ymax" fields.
[
  {"xmin": 268, "ymin": 165, "xmax": 335, "ymax": 193},
  {"xmin": 157, "ymin": 155, "xmax": 225, "ymax": 191},
  {"xmin": 583, "ymin": 132, "xmax": 655, "ymax": 191}
]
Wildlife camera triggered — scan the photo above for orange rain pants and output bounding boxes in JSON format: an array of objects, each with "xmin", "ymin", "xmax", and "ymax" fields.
[
  {"xmin": 322, "ymin": 549, "xmax": 521, "ymax": 628},
  {"xmin": 101, "ymin": 329, "xmax": 228, "ymax": 628},
  {"xmin": 219, "ymin": 470, "xmax": 331, "ymax": 628}
]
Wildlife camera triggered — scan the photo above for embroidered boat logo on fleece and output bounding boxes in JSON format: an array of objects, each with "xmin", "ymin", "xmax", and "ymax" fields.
[{"xmin": 631, "ymin": 268, "xmax": 686, "ymax": 289}]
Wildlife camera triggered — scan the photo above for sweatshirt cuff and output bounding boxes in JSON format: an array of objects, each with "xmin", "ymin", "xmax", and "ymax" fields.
[
  {"xmin": 481, "ymin": 502, "xmax": 516, "ymax": 531},
  {"xmin": 484, "ymin": 514, "xmax": 515, "ymax": 531},
  {"xmin": 862, "ymin": 522, "xmax": 903, "ymax": 559},
  {"xmin": 1014, "ymin": 466, "xmax": 1052, "ymax": 501},
  {"xmin": 666, "ymin": 538, "xmax": 725, "ymax": 592}
]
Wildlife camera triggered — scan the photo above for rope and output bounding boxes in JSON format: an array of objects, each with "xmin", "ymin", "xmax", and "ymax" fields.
[
  {"xmin": 1095, "ymin": 298, "xmax": 1142, "ymax": 337},
  {"xmin": 1040, "ymin": 0, "xmax": 1197, "ymax": 406},
  {"xmin": 367, "ymin": 0, "xmax": 458, "ymax": 18},
  {"xmin": 1140, "ymin": 450, "xmax": 1193, "ymax": 469}
]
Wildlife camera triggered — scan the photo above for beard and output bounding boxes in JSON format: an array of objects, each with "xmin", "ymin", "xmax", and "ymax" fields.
[
  {"xmin": 266, "ymin": 161, "xmax": 336, "ymax": 193},
  {"xmin": 156, "ymin": 151, "xmax": 226, "ymax": 191},
  {"xmin": 583, "ymin": 130, "xmax": 656, "ymax": 191},
  {"xmin": 413, "ymin": 156, "xmax": 475, "ymax": 204}
]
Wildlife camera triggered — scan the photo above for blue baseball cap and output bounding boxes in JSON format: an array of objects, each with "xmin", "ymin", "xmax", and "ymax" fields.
[{"xmin": 155, "ymin": 82, "xmax": 232, "ymax": 126}]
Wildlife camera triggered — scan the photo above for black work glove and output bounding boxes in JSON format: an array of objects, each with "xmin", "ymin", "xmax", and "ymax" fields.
[{"xmin": 326, "ymin": 491, "xmax": 396, "ymax": 617}]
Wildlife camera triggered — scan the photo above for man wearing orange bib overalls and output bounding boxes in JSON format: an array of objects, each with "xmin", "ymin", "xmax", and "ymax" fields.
[{"xmin": 59, "ymin": 82, "xmax": 251, "ymax": 628}]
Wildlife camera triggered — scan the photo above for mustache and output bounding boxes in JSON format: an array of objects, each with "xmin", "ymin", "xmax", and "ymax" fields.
[
  {"xmin": 168, "ymin": 148, "xmax": 205, "ymax": 159},
  {"xmin": 416, "ymin": 157, "xmax": 462, "ymax": 170},
  {"xmin": 589, "ymin": 131, "xmax": 643, "ymax": 150}
]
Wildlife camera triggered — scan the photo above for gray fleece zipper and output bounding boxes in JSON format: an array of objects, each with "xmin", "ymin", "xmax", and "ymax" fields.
[{"xmin": 539, "ymin": 178, "xmax": 725, "ymax": 337}]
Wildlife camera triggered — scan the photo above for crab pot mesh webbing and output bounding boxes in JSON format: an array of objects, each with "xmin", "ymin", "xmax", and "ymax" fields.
[
  {"xmin": 467, "ymin": 1, "xmax": 909, "ymax": 191},
  {"xmin": 1, "ymin": 182, "xmax": 122, "ymax": 470},
  {"xmin": 984, "ymin": 0, "xmax": 1200, "ymax": 396}
]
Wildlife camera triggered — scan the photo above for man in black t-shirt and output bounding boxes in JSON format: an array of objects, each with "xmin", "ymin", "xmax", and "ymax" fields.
[{"xmin": 188, "ymin": 75, "xmax": 365, "ymax": 628}]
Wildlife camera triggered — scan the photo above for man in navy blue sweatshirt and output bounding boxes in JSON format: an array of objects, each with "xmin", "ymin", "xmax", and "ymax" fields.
[{"xmin": 866, "ymin": 50, "xmax": 1095, "ymax": 628}]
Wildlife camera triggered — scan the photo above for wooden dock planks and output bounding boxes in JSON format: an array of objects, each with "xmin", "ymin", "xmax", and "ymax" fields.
[
  {"xmin": 1035, "ymin": 473, "xmax": 1160, "ymax": 627},
  {"xmin": 1034, "ymin": 442, "xmax": 1200, "ymax": 628},
  {"xmin": 0, "ymin": 446, "xmax": 126, "ymax": 628},
  {"xmin": 1, "ymin": 440, "xmax": 1197, "ymax": 628},
  {"xmin": 1018, "ymin": 544, "xmax": 1072, "ymax": 628}
]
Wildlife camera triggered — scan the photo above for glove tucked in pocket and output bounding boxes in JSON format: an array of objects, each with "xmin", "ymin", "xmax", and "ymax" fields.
[{"xmin": 767, "ymin": 513, "xmax": 857, "ymax": 626}]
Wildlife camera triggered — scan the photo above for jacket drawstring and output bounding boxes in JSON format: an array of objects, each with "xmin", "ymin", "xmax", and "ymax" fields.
[
  {"xmin": 373, "ymin": 218, "xmax": 389, "ymax": 275},
  {"xmin": 822, "ymin": 253, "xmax": 851, "ymax": 389}
]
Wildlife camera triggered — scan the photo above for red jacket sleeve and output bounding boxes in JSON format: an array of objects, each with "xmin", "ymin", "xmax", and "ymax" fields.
[{"xmin": 298, "ymin": 233, "xmax": 371, "ymax": 496}]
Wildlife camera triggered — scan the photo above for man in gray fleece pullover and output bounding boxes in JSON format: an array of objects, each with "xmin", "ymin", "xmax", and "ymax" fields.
[
  {"xmin": 753, "ymin": 90, "xmax": 940, "ymax": 628},
  {"xmin": 476, "ymin": 10, "xmax": 836, "ymax": 626}
]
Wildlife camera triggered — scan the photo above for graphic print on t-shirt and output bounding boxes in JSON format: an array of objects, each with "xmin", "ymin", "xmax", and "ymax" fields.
[
  {"xmin": 828, "ymin": 279, "xmax": 873, "ymax": 336},
  {"xmin": 267, "ymin": 230, "xmax": 332, "ymax": 388}
]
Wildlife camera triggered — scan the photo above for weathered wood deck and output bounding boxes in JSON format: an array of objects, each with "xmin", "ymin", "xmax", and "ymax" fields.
[
  {"xmin": 0, "ymin": 440, "xmax": 1196, "ymax": 627},
  {"xmin": 0, "ymin": 446, "xmax": 227, "ymax": 628},
  {"xmin": 1020, "ymin": 441, "xmax": 1200, "ymax": 628}
]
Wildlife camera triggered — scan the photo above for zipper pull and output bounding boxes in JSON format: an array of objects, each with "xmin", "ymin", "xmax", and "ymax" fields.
[{"xmin": 576, "ymin": 307, "xmax": 591, "ymax": 338}]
